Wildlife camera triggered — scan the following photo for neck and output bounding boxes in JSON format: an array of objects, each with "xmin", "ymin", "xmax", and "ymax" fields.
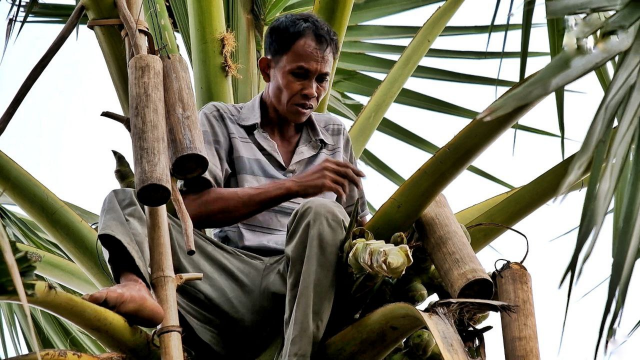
[{"xmin": 260, "ymin": 91, "xmax": 303, "ymax": 143}]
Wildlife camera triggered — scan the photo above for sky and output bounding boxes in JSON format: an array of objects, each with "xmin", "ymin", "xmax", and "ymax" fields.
[{"xmin": 1, "ymin": 0, "xmax": 639, "ymax": 359}]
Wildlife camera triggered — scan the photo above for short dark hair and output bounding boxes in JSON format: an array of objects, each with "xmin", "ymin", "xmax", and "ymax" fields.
[{"xmin": 264, "ymin": 13, "xmax": 339, "ymax": 61}]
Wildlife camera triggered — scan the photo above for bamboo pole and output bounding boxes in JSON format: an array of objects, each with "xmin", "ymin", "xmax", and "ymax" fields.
[
  {"xmin": 415, "ymin": 194, "xmax": 493, "ymax": 299},
  {"xmin": 496, "ymin": 262, "xmax": 540, "ymax": 360},
  {"xmin": 147, "ymin": 206, "xmax": 183, "ymax": 360},
  {"xmin": 162, "ymin": 55, "xmax": 208, "ymax": 180},
  {"xmin": 128, "ymin": 54, "xmax": 171, "ymax": 206}
]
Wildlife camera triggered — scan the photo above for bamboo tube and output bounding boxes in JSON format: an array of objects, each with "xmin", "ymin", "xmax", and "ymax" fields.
[
  {"xmin": 147, "ymin": 206, "xmax": 183, "ymax": 360},
  {"xmin": 496, "ymin": 262, "xmax": 540, "ymax": 360},
  {"xmin": 162, "ymin": 55, "xmax": 208, "ymax": 180},
  {"xmin": 415, "ymin": 194, "xmax": 493, "ymax": 299},
  {"xmin": 128, "ymin": 54, "xmax": 171, "ymax": 206}
]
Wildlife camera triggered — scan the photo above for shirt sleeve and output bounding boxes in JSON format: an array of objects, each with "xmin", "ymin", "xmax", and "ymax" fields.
[
  {"xmin": 341, "ymin": 130, "xmax": 370, "ymax": 220},
  {"xmin": 180, "ymin": 103, "xmax": 232, "ymax": 193}
]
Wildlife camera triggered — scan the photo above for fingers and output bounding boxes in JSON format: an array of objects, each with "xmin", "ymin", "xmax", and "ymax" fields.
[{"xmin": 325, "ymin": 159, "xmax": 364, "ymax": 190}]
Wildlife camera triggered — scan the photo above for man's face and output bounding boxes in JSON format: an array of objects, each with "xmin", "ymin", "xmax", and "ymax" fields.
[{"xmin": 261, "ymin": 36, "xmax": 334, "ymax": 124}]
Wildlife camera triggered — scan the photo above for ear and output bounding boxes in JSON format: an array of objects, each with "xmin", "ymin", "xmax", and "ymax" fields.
[{"xmin": 258, "ymin": 57, "xmax": 272, "ymax": 83}]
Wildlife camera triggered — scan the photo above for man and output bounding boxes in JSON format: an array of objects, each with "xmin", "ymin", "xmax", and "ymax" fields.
[{"xmin": 86, "ymin": 13, "xmax": 368, "ymax": 359}]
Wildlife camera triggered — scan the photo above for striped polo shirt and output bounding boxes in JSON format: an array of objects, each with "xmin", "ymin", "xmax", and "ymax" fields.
[{"xmin": 183, "ymin": 93, "xmax": 369, "ymax": 254}]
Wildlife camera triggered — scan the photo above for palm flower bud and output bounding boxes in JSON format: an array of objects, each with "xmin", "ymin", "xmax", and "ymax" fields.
[
  {"xmin": 407, "ymin": 329, "xmax": 436, "ymax": 359},
  {"xmin": 348, "ymin": 240, "xmax": 413, "ymax": 279},
  {"xmin": 391, "ymin": 232, "xmax": 407, "ymax": 246},
  {"xmin": 404, "ymin": 280, "xmax": 429, "ymax": 306},
  {"xmin": 428, "ymin": 343, "xmax": 442, "ymax": 360},
  {"xmin": 386, "ymin": 351, "xmax": 411, "ymax": 360}
]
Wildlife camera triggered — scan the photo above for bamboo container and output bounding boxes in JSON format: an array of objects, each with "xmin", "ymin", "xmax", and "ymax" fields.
[
  {"xmin": 496, "ymin": 262, "xmax": 541, "ymax": 360},
  {"xmin": 147, "ymin": 206, "xmax": 183, "ymax": 360},
  {"xmin": 129, "ymin": 54, "xmax": 171, "ymax": 206},
  {"xmin": 415, "ymin": 194, "xmax": 493, "ymax": 299},
  {"xmin": 162, "ymin": 55, "xmax": 208, "ymax": 180}
]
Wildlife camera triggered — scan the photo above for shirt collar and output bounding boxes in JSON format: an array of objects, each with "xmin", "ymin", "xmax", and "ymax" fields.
[{"xmin": 236, "ymin": 92, "xmax": 334, "ymax": 145}]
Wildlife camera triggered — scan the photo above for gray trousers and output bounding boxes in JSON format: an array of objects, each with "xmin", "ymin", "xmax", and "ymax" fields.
[{"xmin": 97, "ymin": 189, "xmax": 349, "ymax": 359}]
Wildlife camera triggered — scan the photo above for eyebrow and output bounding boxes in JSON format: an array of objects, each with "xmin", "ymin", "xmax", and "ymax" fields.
[{"xmin": 290, "ymin": 65, "xmax": 330, "ymax": 76}]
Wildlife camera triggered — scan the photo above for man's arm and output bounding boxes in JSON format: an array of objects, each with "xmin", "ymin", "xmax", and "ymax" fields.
[{"xmin": 183, "ymin": 158, "xmax": 364, "ymax": 229}]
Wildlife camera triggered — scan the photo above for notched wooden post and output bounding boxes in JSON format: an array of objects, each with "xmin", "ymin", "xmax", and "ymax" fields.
[
  {"xmin": 415, "ymin": 194, "xmax": 493, "ymax": 299},
  {"xmin": 495, "ymin": 262, "xmax": 541, "ymax": 360},
  {"xmin": 162, "ymin": 55, "xmax": 208, "ymax": 180}
]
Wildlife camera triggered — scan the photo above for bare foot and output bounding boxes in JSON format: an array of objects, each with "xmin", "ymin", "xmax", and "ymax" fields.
[{"xmin": 83, "ymin": 273, "xmax": 164, "ymax": 328}]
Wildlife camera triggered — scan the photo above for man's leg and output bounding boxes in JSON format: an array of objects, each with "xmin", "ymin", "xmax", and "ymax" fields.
[
  {"xmin": 92, "ymin": 188, "xmax": 270, "ymax": 358},
  {"xmin": 279, "ymin": 198, "xmax": 349, "ymax": 359}
]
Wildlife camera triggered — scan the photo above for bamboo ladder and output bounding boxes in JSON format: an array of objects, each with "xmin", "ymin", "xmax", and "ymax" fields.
[{"xmin": 114, "ymin": 0, "xmax": 206, "ymax": 358}]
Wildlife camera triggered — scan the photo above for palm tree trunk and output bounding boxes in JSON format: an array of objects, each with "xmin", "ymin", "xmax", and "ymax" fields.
[{"xmin": 187, "ymin": 0, "xmax": 234, "ymax": 106}]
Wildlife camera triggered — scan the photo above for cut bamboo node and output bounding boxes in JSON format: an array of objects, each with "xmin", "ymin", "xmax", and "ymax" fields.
[
  {"xmin": 415, "ymin": 194, "xmax": 493, "ymax": 299},
  {"xmin": 175, "ymin": 273, "xmax": 204, "ymax": 286},
  {"xmin": 496, "ymin": 262, "xmax": 540, "ymax": 360},
  {"xmin": 129, "ymin": 54, "xmax": 171, "ymax": 207},
  {"xmin": 162, "ymin": 55, "xmax": 208, "ymax": 180}
]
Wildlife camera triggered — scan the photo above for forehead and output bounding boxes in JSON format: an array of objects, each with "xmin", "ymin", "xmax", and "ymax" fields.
[{"xmin": 277, "ymin": 36, "xmax": 333, "ymax": 70}]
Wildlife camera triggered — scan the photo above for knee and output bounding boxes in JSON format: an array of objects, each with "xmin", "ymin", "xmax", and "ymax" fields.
[{"xmin": 294, "ymin": 198, "xmax": 346, "ymax": 221}]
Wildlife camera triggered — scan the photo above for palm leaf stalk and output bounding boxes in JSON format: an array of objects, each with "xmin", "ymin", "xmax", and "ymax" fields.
[
  {"xmin": 365, "ymin": 14, "xmax": 639, "ymax": 241},
  {"xmin": 0, "ymin": 282, "xmax": 158, "ymax": 359},
  {"xmin": 187, "ymin": 0, "xmax": 234, "ymax": 107},
  {"xmin": 348, "ymin": 0, "xmax": 466, "ymax": 158},
  {"xmin": 0, "ymin": 150, "xmax": 112, "ymax": 289},
  {"xmin": 464, "ymin": 151, "xmax": 589, "ymax": 252},
  {"xmin": 313, "ymin": 0, "xmax": 355, "ymax": 113},
  {"xmin": 14, "ymin": 243, "xmax": 98, "ymax": 295},
  {"xmin": 143, "ymin": 0, "xmax": 180, "ymax": 56},
  {"xmin": 8, "ymin": 350, "xmax": 124, "ymax": 360}
]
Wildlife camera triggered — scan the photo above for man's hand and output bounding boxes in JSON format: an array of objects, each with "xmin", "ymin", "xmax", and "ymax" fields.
[{"xmin": 290, "ymin": 158, "xmax": 364, "ymax": 200}]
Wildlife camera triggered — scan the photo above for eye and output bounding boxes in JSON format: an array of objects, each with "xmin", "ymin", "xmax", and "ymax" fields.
[
  {"xmin": 292, "ymin": 71, "xmax": 307, "ymax": 80},
  {"xmin": 317, "ymin": 75, "xmax": 329, "ymax": 84}
]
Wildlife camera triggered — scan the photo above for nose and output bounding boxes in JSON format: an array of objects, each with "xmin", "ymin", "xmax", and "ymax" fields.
[{"xmin": 301, "ymin": 80, "xmax": 318, "ymax": 100}]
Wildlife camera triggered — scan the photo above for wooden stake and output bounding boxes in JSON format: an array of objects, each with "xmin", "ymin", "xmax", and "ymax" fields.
[
  {"xmin": 129, "ymin": 54, "xmax": 171, "ymax": 206},
  {"xmin": 162, "ymin": 55, "xmax": 209, "ymax": 180},
  {"xmin": 496, "ymin": 262, "xmax": 540, "ymax": 360},
  {"xmin": 415, "ymin": 194, "xmax": 493, "ymax": 299}
]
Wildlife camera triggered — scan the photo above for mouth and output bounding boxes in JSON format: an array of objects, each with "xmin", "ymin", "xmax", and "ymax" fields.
[{"xmin": 295, "ymin": 103, "xmax": 314, "ymax": 112}]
